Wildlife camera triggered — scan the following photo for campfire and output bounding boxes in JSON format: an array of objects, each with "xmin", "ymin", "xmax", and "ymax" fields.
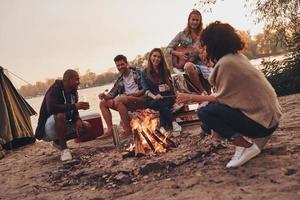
[{"xmin": 126, "ymin": 110, "xmax": 177, "ymax": 156}]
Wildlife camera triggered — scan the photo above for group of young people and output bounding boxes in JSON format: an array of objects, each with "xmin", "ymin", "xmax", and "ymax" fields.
[{"xmin": 35, "ymin": 9, "xmax": 282, "ymax": 169}]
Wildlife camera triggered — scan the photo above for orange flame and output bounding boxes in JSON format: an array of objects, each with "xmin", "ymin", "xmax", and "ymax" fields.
[{"xmin": 130, "ymin": 110, "xmax": 171, "ymax": 154}]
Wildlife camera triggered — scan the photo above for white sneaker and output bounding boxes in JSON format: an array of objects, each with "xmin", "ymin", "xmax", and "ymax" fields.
[
  {"xmin": 172, "ymin": 121, "xmax": 182, "ymax": 132},
  {"xmin": 227, "ymin": 144, "xmax": 261, "ymax": 168},
  {"xmin": 172, "ymin": 121, "xmax": 182, "ymax": 137},
  {"xmin": 159, "ymin": 127, "xmax": 167, "ymax": 134},
  {"xmin": 226, "ymin": 146, "xmax": 245, "ymax": 168},
  {"xmin": 60, "ymin": 149, "xmax": 72, "ymax": 161}
]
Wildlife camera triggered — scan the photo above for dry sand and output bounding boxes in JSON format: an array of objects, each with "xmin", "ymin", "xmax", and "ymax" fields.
[{"xmin": 1, "ymin": 93, "xmax": 300, "ymax": 200}]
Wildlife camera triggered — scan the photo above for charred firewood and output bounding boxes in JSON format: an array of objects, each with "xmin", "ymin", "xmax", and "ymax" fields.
[
  {"xmin": 146, "ymin": 128, "xmax": 167, "ymax": 149},
  {"xmin": 155, "ymin": 129, "xmax": 177, "ymax": 148},
  {"xmin": 134, "ymin": 130, "xmax": 145, "ymax": 155},
  {"xmin": 139, "ymin": 130, "xmax": 156, "ymax": 153}
]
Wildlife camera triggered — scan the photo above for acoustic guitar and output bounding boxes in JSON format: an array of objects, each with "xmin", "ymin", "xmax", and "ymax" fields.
[{"xmin": 171, "ymin": 46, "xmax": 200, "ymax": 69}]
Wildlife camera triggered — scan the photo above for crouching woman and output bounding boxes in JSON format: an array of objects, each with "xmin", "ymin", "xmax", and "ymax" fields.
[{"xmin": 176, "ymin": 21, "xmax": 282, "ymax": 168}]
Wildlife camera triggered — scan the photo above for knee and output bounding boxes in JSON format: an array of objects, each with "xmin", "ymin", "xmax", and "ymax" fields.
[
  {"xmin": 114, "ymin": 96, "xmax": 126, "ymax": 108},
  {"xmin": 197, "ymin": 103, "xmax": 221, "ymax": 119},
  {"xmin": 100, "ymin": 100, "xmax": 105, "ymax": 107},
  {"xmin": 197, "ymin": 106, "xmax": 210, "ymax": 119},
  {"xmin": 184, "ymin": 62, "xmax": 195, "ymax": 74},
  {"xmin": 54, "ymin": 113, "xmax": 66, "ymax": 122},
  {"xmin": 100, "ymin": 99, "xmax": 109, "ymax": 109}
]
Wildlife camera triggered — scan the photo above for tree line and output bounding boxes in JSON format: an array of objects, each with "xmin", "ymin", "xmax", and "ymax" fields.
[
  {"xmin": 19, "ymin": 70, "xmax": 119, "ymax": 98},
  {"xmin": 19, "ymin": 28, "xmax": 287, "ymax": 98}
]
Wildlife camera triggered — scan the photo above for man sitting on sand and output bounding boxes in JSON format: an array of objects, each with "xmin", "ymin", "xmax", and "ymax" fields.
[
  {"xmin": 99, "ymin": 54, "xmax": 147, "ymax": 138},
  {"xmin": 35, "ymin": 69, "xmax": 91, "ymax": 161}
]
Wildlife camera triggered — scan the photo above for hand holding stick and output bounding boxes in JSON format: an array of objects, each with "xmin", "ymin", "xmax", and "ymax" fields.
[{"xmin": 176, "ymin": 92, "xmax": 194, "ymax": 104}]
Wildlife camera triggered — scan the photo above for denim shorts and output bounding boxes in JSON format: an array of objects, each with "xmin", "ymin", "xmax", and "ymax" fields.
[
  {"xmin": 43, "ymin": 115, "xmax": 77, "ymax": 141},
  {"xmin": 195, "ymin": 64, "xmax": 212, "ymax": 80}
]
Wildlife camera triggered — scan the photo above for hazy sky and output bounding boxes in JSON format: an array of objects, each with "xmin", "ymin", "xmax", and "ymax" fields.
[{"xmin": 0, "ymin": 0, "xmax": 263, "ymax": 87}]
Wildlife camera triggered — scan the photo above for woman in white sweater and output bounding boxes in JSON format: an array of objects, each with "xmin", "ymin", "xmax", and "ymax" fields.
[{"xmin": 177, "ymin": 21, "xmax": 282, "ymax": 168}]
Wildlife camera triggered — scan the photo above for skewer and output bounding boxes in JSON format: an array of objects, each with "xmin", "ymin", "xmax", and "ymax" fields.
[{"xmin": 162, "ymin": 95, "xmax": 176, "ymax": 98}]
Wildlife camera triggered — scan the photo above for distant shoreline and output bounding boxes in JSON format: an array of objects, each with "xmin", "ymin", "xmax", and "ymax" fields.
[
  {"xmin": 23, "ymin": 53, "xmax": 286, "ymax": 100},
  {"xmin": 24, "ymin": 82, "xmax": 114, "ymax": 100}
]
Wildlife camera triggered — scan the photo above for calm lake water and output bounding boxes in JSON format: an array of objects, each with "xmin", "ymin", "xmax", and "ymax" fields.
[{"xmin": 27, "ymin": 55, "xmax": 285, "ymax": 130}]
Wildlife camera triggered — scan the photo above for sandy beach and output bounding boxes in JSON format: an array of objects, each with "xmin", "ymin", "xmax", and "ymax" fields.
[{"xmin": 1, "ymin": 93, "xmax": 299, "ymax": 200}]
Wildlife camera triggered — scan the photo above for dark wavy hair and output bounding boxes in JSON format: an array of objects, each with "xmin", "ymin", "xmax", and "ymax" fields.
[
  {"xmin": 200, "ymin": 21, "xmax": 245, "ymax": 62},
  {"xmin": 184, "ymin": 9, "xmax": 203, "ymax": 35},
  {"xmin": 114, "ymin": 54, "xmax": 128, "ymax": 63},
  {"xmin": 146, "ymin": 48, "xmax": 172, "ymax": 89}
]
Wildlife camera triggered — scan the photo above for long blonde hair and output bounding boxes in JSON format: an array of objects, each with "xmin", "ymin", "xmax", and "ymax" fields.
[{"xmin": 184, "ymin": 9, "xmax": 203, "ymax": 36}]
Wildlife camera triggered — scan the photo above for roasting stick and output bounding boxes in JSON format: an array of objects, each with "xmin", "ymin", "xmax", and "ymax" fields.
[{"xmin": 162, "ymin": 95, "xmax": 176, "ymax": 98}]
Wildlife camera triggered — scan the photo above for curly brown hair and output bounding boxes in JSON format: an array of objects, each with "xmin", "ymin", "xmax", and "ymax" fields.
[{"xmin": 200, "ymin": 21, "xmax": 245, "ymax": 62}]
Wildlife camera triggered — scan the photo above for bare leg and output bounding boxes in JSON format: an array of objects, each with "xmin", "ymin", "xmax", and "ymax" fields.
[
  {"xmin": 99, "ymin": 99, "xmax": 115, "ymax": 136},
  {"xmin": 184, "ymin": 62, "xmax": 205, "ymax": 94},
  {"xmin": 114, "ymin": 96, "xmax": 132, "ymax": 134},
  {"xmin": 54, "ymin": 113, "xmax": 67, "ymax": 150}
]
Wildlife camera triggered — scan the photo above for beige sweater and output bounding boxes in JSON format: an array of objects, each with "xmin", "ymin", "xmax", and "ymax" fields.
[{"xmin": 208, "ymin": 53, "xmax": 282, "ymax": 129}]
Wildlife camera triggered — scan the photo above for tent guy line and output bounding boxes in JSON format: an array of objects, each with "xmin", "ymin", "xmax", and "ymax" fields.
[{"xmin": 1, "ymin": 66, "xmax": 32, "ymax": 85}]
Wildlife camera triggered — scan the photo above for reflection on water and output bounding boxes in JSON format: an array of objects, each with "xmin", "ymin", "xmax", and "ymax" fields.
[
  {"xmin": 27, "ymin": 83, "xmax": 118, "ymax": 130},
  {"xmin": 251, "ymin": 54, "xmax": 286, "ymax": 69}
]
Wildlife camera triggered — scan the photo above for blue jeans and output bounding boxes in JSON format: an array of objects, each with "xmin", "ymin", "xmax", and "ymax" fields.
[
  {"xmin": 197, "ymin": 103, "xmax": 277, "ymax": 139},
  {"xmin": 147, "ymin": 98, "xmax": 174, "ymax": 129}
]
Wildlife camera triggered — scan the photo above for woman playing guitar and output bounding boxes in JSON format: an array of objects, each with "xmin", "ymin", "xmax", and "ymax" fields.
[{"xmin": 167, "ymin": 9, "xmax": 211, "ymax": 94}]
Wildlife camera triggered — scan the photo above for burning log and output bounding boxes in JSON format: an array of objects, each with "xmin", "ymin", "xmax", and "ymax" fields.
[
  {"xmin": 130, "ymin": 110, "xmax": 159, "ymax": 123},
  {"xmin": 145, "ymin": 128, "xmax": 167, "ymax": 149},
  {"xmin": 155, "ymin": 128, "xmax": 177, "ymax": 148},
  {"xmin": 124, "ymin": 110, "xmax": 178, "ymax": 157},
  {"xmin": 134, "ymin": 130, "xmax": 145, "ymax": 155},
  {"xmin": 138, "ymin": 129, "xmax": 156, "ymax": 153}
]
